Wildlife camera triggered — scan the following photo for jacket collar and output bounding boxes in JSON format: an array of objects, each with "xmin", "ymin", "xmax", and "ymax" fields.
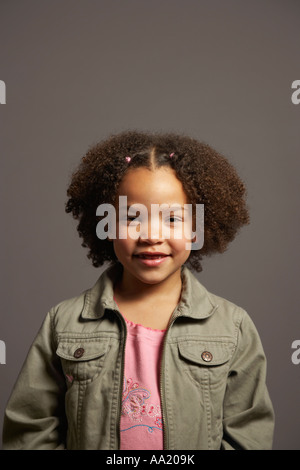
[{"xmin": 81, "ymin": 262, "xmax": 218, "ymax": 321}]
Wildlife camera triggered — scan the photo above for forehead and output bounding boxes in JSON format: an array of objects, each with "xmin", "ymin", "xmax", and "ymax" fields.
[{"xmin": 117, "ymin": 167, "xmax": 188, "ymax": 205}]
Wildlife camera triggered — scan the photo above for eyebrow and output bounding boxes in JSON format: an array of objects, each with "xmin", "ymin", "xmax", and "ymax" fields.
[{"xmin": 125, "ymin": 204, "xmax": 186, "ymax": 211}]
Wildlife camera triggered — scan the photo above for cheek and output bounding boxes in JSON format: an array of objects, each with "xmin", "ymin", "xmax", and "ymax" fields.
[
  {"xmin": 113, "ymin": 237, "xmax": 134, "ymax": 256},
  {"xmin": 169, "ymin": 237, "xmax": 190, "ymax": 256}
]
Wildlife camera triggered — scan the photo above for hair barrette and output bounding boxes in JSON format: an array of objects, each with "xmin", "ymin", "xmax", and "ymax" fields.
[
  {"xmin": 169, "ymin": 152, "xmax": 175, "ymax": 158},
  {"xmin": 125, "ymin": 155, "xmax": 131, "ymax": 163}
]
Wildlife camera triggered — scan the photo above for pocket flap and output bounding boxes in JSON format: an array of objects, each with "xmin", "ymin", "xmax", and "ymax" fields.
[
  {"xmin": 56, "ymin": 337, "xmax": 109, "ymax": 361},
  {"xmin": 178, "ymin": 339, "xmax": 234, "ymax": 366}
]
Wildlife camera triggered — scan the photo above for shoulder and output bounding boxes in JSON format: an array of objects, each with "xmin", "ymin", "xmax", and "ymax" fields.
[
  {"xmin": 48, "ymin": 290, "xmax": 87, "ymax": 333},
  {"xmin": 47, "ymin": 264, "xmax": 120, "ymax": 334},
  {"xmin": 203, "ymin": 287, "xmax": 263, "ymax": 350},
  {"xmin": 207, "ymin": 289, "xmax": 247, "ymax": 322},
  {"xmin": 194, "ymin": 275, "xmax": 255, "ymax": 341},
  {"xmin": 184, "ymin": 267, "xmax": 249, "ymax": 329}
]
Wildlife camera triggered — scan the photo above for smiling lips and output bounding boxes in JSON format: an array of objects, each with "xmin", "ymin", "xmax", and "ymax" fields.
[
  {"xmin": 134, "ymin": 252, "xmax": 170, "ymax": 266},
  {"xmin": 134, "ymin": 252, "xmax": 170, "ymax": 259}
]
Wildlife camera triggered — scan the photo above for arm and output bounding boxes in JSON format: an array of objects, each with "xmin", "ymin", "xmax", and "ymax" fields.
[
  {"xmin": 221, "ymin": 312, "xmax": 275, "ymax": 450},
  {"xmin": 2, "ymin": 310, "xmax": 67, "ymax": 449}
]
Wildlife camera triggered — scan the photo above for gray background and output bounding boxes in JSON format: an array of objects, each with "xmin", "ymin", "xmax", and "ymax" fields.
[{"xmin": 0, "ymin": 0, "xmax": 299, "ymax": 450}]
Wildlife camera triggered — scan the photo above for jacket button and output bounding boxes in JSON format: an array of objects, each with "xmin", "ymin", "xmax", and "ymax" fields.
[
  {"xmin": 201, "ymin": 351, "xmax": 213, "ymax": 362},
  {"xmin": 74, "ymin": 347, "xmax": 85, "ymax": 359}
]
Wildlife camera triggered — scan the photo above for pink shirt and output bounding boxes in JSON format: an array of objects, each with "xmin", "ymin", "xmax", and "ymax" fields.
[{"xmin": 118, "ymin": 314, "xmax": 166, "ymax": 450}]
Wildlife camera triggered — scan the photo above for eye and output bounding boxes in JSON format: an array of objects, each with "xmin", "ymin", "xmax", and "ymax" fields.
[
  {"xmin": 166, "ymin": 216, "xmax": 183, "ymax": 224},
  {"xmin": 127, "ymin": 215, "xmax": 141, "ymax": 224}
]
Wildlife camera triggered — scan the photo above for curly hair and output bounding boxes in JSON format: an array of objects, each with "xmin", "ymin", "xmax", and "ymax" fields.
[{"xmin": 65, "ymin": 130, "xmax": 250, "ymax": 272}]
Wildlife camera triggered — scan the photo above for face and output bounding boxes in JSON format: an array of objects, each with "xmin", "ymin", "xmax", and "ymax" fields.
[{"xmin": 112, "ymin": 166, "xmax": 193, "ymax": 288}]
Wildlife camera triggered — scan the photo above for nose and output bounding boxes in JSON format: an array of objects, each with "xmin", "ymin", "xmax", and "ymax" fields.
[
  {"xmin": 139, "ymin": 234, "xmax": 164, "ymax": 245},
  {"xmin": 138, "ymin": 218, "xmax": 164, "ymax": 243}
]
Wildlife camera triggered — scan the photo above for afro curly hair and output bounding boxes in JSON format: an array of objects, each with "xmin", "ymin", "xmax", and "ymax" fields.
[{"xmin": 65, "ymin": 130, "xmax": 250, "ymax": 272}]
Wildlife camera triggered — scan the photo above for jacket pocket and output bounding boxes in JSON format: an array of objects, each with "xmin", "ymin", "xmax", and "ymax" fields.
[
  {"xmin": 56, "ymin": 335, "xmax": 109, "ymax": 383},
  {"xmin": 178, "ymin": 338, "xmax": 234, "ymax": 386}
]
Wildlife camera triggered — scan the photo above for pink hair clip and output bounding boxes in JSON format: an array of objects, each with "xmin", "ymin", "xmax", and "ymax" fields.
[
  {"xmin": 125, "ymin": 155, "xmax": 131, "ymax": 163},
  {"xmin": 169, "ymin": 152, "xmax": 175, "ymax": 158}
]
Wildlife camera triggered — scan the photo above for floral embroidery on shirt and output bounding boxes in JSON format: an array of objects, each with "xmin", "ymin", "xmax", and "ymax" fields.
[
  {"xmin": 121, "ymin": 377, "xmax": 163, "ymax": 433},
  {"xmin": 154, "ymin": 416, "xmax": 163, "ymax": 429}
]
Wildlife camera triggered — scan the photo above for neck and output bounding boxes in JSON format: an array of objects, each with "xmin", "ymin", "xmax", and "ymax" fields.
[{"xmin": 115, "ymin": 267, "xmax": 183, "ymax": 302}]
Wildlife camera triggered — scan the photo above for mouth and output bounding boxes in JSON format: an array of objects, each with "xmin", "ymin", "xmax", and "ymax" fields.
[
  {"xmin": 133, "ymin": 252, "xmax": 171, "ymax": 266},
  {"xmin": 134, "ymin": 253, "xmax": 170, "ymax": 259}
]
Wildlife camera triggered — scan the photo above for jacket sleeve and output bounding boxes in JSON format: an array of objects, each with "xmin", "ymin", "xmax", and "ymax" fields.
[
  {"xmin": 221, "ymin": 311, "xmax": 275, "ymax": 450},
  {"xmin": 2, "ymin": 310, "xmax": 67, "ymax": 449}
]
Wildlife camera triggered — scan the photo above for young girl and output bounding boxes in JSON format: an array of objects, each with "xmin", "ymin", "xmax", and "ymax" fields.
[{"xmin": 2, "ymin": 130, "xmax": 274, "ymax": 450}]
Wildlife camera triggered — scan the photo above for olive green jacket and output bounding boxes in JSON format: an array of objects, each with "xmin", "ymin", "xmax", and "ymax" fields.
[{"xmin": 2, "ymin": 263, "xmax": 274, "ymax": 450}]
